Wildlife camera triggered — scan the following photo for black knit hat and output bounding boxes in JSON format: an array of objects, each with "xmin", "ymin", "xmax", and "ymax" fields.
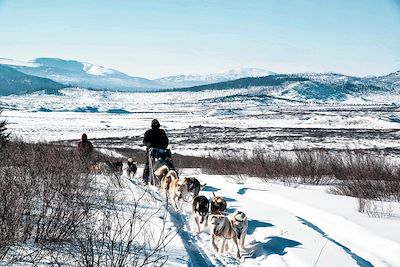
[{"xmin": 151, "ymin": 119, "xmax": 160, "ymax": 128}]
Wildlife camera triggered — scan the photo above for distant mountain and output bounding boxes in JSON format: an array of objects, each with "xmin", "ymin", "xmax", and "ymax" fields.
[
  {"xmin": 0, "ymin": 57, "xmax": 159, "ymax": 91},
  {"xmin": 1, "ymin": 57, "xmax": 398, "ymax": 102},
  {"xmin": 169, "ymin": 72, "xmax": 399, "ymax": 102},
  {"xmin": 155, "ymin": 68, "xmax": 276, "ymax": 88},
  {"xmin": 0, "ymin": 58, "xmax": 276, "ymax": 90},
  {"xmin": 0, "ymin": 65, "xmax": 64, "ymax": 96}
]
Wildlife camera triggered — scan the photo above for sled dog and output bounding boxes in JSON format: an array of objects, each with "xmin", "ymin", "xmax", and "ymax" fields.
[
  {"xmin": 126, "ymin": 158, "xmax": 137, "ymax": 179},
  {"xmin": 192, "ymin": 195, "xmax": 209, "ymax": 233},
  {"xmin": 210, "ymin": 192, "xmax": 227, "ymax": 215},
  {"xmin": 160, "ymin": 170, "xmax": 178, "ymax": 198},
  {"xmin": 183, "ymin": 177, "xmax": 206, "ymax": 200},
  {"xmin": 209, "ymin": 215, "xmax": 241, "ymax": 259},
  {"xmin": 169, "ymin": 178, "xmax": 188, "ymax": 210},
  {"xmin": 154, "ymin": 165, "xmax": 169, "ymax": 178},
  {"xmin": 230, "ymin": 211, "xmax": 248, "ymax": 250}
]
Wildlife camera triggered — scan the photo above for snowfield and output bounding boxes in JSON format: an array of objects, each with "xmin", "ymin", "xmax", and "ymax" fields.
[
  {"xmin": 119, "ymin": 167, "xmax": 400, "ymax": 267},
  {"xmin": 1, "ymin": 88, "xmax": 400, "ymax": 266},
  {"xmin": 1, "ymin": 88, "xmax": 400, "ymax": 157}
]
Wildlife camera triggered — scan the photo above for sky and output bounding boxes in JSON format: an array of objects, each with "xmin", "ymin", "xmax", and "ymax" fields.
[{"xmin": 0, "ymin": 0, "xmax": 399, "ymax": 79}]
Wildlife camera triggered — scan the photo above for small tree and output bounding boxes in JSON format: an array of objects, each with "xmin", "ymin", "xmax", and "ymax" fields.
[{"xmin": 0, "ymin": 107, "xmax": 10, "ymax": 146}]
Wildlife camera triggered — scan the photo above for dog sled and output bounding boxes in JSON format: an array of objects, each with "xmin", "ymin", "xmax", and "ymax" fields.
[{"xmin": 147, "ymin": 147, "xmax": 175, "ymax": 187}]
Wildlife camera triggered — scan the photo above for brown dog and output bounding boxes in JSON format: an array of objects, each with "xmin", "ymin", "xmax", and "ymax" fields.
[
  {"xmin": 209, "ymin": 215, "xmax": 241, "ymax": 259},
  {"xmin": 154, "ymin": 165, "xmax": 169, "ymax": 178},
  {"xmin": 210, "ymin": 192, "xmax": 227, "ymax": 215},
  {"xmin": 160, "ymin": 170, "xmax": 178, "ymax": 198},
  {"xmin": 169, "ymin": 178, "xmax": 188, "ymax": 210}
]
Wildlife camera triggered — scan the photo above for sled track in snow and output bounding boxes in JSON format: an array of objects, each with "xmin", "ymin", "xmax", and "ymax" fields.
[
  {"xmin": 122, "ymin": 173, "xmax": 400, "ymax": 267},
  {"xmin": 125, "ymin": 177, "xmax": 221, "ymax": 267}
]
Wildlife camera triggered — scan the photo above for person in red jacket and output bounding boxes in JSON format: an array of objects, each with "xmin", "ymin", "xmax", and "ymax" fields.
[
  {"xmin": 77, "ymin": 133, "xmax": 94, "ymax": 158},
  {"xmin": 142, "ymin": 119, "xmax": 169, "ymax": 184}
]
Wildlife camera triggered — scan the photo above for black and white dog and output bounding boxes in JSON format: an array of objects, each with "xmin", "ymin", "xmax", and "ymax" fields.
[
  {"xmin": 126, "ymin": 158, "xmax": 137, "ymax": 179},
  {"xmin": 192, "ymin": 195, "xmax": 210, "ymax": 233}
]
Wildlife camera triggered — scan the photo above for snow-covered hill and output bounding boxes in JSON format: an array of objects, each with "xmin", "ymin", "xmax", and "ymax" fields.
[
  {"xmin": 1, "ymin": 57, "xmax": 160, "ymax": 91},
  {"xmin": 155, "ymin": 68, "xmax": 276, "ymax": 88},
  {"xmin": 0, "ymin": 64, "xmax": 64, "ymax": 95},
  {"xmin": 0, "ymin": 57, "xmax": 276, "ymax": 91},
  {"xmin": 371, "ymin": 70, "xmax": 400, "ymax": 89},
  {"xmin": 1, "ymin": 57, "xmax": 399, "ymax": 102},
  {"xmin": 172, "ymin": 72, "xmax": 400, "ymax": 103}
]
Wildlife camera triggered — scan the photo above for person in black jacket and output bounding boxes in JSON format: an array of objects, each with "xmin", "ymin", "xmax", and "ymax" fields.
[{"xmin": 142, "ymin": 119, "xmax": 169, "ymax": 184}]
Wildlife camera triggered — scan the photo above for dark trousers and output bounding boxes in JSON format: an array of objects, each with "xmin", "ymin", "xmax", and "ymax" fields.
[{"xmin": 142, "ymin": 151, "xmax": 149, "ymax": 184}]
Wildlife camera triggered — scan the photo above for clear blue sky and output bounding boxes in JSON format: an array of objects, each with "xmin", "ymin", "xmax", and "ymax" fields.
[{"xmin": 0, "ymin": 0, "xmax": 399, "ymax": 78}]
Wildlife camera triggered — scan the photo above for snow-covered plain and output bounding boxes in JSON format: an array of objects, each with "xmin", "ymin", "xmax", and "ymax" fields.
[
  {"xmin": 1, "ymin": 88, "xmax": 400, "ymax": 266},
  {"xmin": 1, "ymin": 88, "xmax": 399, "ymax": 156}
]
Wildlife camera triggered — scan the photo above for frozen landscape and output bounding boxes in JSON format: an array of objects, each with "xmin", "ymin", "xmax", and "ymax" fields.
[
  {"xmin": 1, "ymin": 80, "xmax": 400, "ymax": 266},
  {"xmin": 109, "ymin": 166, "xmax": 400, "ymax": 267},
  {"xmin": 1, "ymin": 0, "xmax": 399, "ymax": 265},
  {"xmin": 1, "ymin": 86, "xmax": 400, "ymax": 157}
]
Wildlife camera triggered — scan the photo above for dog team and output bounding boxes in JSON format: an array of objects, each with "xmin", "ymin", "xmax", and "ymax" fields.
[
  {"xmin": 154, "ymin": 163, "xmax": 248, "ymax": 259},
  {"xmin": 82, "ymin": 119, "xmax": 248, "ymax": 259}
]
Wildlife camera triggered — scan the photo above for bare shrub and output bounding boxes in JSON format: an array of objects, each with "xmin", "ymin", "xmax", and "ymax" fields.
[
  {"xmin": 329, "ymin": 151, "xmax": 400, "ymax": 201},
  {"xmin": 357, "ymin": 198, "xmax": 393, "ymax": 218},
  {"xmin": 193, "ymin": 149, "xmax": 335, "ymax": 185},
  {"xmin": 0, "ymin": 141, "xmax": 94, "ymax": 261},
  {"xmin": 113, "ymin": 147, "xmax": 400, "ymax": 201},
  {"xmin": 0, "ymin": 141, "xmax": 171, "ymax": 266}
]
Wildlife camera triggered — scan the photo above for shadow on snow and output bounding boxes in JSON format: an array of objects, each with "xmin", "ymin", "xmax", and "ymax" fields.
[
  {"xmin": 202, "ymin": 185, "xmax": 220, "ymax": 193},
  {"xmin": 297, "ymin": 216, "xmax": 373, "ymax": 267},
  {"xmin": 247, "ymin": 236, "xmax": 302, "ymax": 258},
  {"xmin": 247, "ymin": 219, "xmax": 275, "ymax": 235}
]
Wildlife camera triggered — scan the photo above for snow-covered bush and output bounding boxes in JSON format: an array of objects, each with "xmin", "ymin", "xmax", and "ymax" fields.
[{"xmin": 0, "ymin": 142, "xmax": 170, "ymax": 266}]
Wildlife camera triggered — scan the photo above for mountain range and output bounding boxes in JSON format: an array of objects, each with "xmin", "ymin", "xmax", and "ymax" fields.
[
  {"xmin": 172, "ymin": 72, "xmax": 400, "ymax": 102},
  {"xmin": 0, "ymin": 57, "xmax": 399, "ymax": 102},
  {"xmin": 0, "ymin": 57, "xmax": 273, "ymax": 93}
]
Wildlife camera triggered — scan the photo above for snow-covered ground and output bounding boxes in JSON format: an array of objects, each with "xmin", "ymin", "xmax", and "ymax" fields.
[
  {"xmin": 1, "ymin": 88, "xmax": 400, "ymax": 156},
  {"xmin": 121, "ymin": 167, "xmax": 400, "ymax": 267},
  {"xmin": 1, "ymin": 88, "xmax": 400, "ymax": 266}
]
